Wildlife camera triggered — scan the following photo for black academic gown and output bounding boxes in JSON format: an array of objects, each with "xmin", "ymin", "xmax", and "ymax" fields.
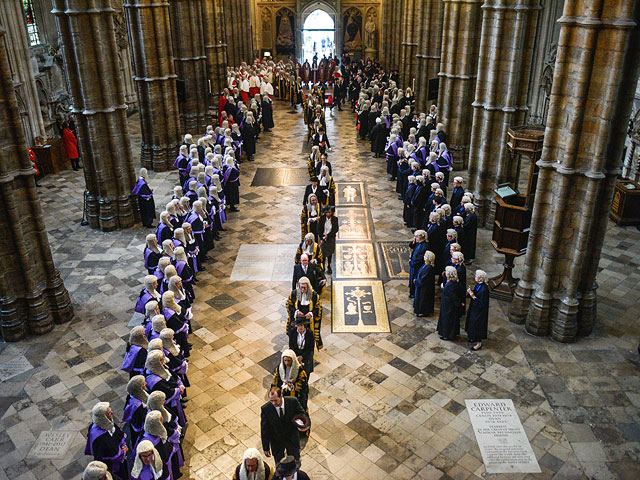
[
  {"xmin": 465, "ymin": 283, "xmax": 489, "ymax": 341},
  {"xmin": 262, "ymin": 100, "xmax": 274, "ymax": 129},
  {"xmin": 463, "ymin": 213, "xmax": 478, "ymax": 260},
  {"xmin": 450, "ymin": 187, "xmax": 464, "ymax": 212},
  {"xmin": 241, "ymin": 123, "xmax": 257, "ymax": 157},
  {"xmin": 369, "ymin": 124, "xmax": 387, "ymax": 155},
  {"xmin": 413, "ymin": 264, "xmax": 435, "ymax": 316},
  {"xmin": 136, "ymin": 182, "xmax": 156, "ymax": 227},
  {"xmin": 437, "ymin": 281, "xmax": 462, "ymax": 340}
]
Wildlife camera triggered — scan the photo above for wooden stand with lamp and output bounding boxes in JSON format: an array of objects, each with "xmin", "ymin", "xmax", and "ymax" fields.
[{"xmin": 489, "ymin": 126, "xmax": 544, "ymax": 301}]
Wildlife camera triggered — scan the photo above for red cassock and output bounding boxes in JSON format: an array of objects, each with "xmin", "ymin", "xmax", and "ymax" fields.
[
  {"xmin": 62, "ymin": 128, "xmax": 79, "ymax": 160},
  {"xmin": 218, "ymin": 95, "xmax": 227, "ymax": 115},
  {"xmin": 28, "ymin": 148, "xmax": 40, "ymax": 175}
]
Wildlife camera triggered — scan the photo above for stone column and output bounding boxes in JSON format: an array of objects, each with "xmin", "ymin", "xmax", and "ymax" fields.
[
  {"xmin": 203, "ymin": 0, "xmax": 228, "ymax": 98},
  {"xmin": 169, "ymin": 0, "xmax": 209, "ymax": 133},
  {"xmin": 113, "ymin": 3, "xmax": 138, "ymax": 112},
  {"xmin": 391, "ymin": 1, "xmax": 404, "ymax": 73},
  {"xmin": 509, "ymin": 0, "xmax": 640, "ymax": 342},
  {"xmin": 223, "ymin": 0, "xmax": 253, "ymax": 66},
  {"xmin": 400, "ymin": 0, "xmax": 418, "ymax": 90},
  {"xmin": 467, "ymin": 0, "xmax": 541, "ymax": 225},
  {"xmin": 0, "ymin": 0, "xmax": 46, "ymax": 146},
  {"xmin": 437, "ymin": 0, "xmax": 482, "ymax": 169},
  {"xmin": 0, "ymin": 27, "xmax": 74, "ymax": 341},
  {"xmin": 380, "ymin": 0, "xmax": 394, "ymax": 69},
  {"xmin": 52, "ymin": 0, "xmax": 137, "ymax": 231},
  {"xmin": 415, "ymin": 0, "xmax": 444, "ymax": 112},
  {"xmin": 125, "ymin": 0, "xmax": 181, "ymax": 171}
]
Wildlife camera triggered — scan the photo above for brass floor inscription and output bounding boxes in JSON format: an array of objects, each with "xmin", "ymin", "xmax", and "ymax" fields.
[
  {"xmin": 335, "ymin": 243, "xmax": 378, "ymax": 279},
  {"xmin": 379, "ymin": 242, "xmax": 411, "ymax": 279},
  {"xmin": 335, "ymin": 182, "xmax": 367, "ymax": 206},
  {"xmin": 336, "ymin": 207, "xmax": 372, "ymax": 241},
  {"xmin": 332, "ymin": 280, "xmax": 390, "ymax": 333}
]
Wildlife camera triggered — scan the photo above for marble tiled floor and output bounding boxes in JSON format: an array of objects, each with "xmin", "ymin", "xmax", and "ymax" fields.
[{"xmin": 1, "ymin": 103, "xmax": 640, "ymax": 480}]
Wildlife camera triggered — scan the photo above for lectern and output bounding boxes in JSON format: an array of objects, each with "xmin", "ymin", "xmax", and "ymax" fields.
[{"xmin": 488, "ymin": 126, "xmax": 544, "ymax": 301}]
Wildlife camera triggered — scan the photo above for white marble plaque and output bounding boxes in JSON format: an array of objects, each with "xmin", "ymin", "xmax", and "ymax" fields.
[
  {"xmin": 465, "ymin": 399, "xmax": 541, "ymax": 474},
  {"xmin": 29, "ymin": 430, "xmax": 77, "ymax": 459},
  {"xmin": 0, "ymin": 355, "xmax": 33, "ymax": 382},
  {"xmin": 230, "ymin": 244, "xmax": 299, "ymax": 282}
]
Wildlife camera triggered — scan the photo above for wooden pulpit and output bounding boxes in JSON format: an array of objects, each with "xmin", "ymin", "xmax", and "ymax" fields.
[{"xmin": 488, "ymin": 126, "xmax": 544, "ymax": 301}]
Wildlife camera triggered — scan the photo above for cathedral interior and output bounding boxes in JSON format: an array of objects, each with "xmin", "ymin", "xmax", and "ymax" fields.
[{"xmin": 1, "ymin": 0, "xmax": 640, "ymax": 479}]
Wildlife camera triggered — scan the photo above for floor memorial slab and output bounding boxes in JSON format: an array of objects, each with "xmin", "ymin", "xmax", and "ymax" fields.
[
  {"xmin": 335, "ymin": 243, "xmax": 378, "ymax": 278},
  {"xmin": 28, "ymin": 430, "xmax": 78, "ymax": 459},
  {"xmin": 465, "ymin": 399, "xmax": 541, "ymax": 474},
  {"xmin": 335, "ymin": 181, "xmax": 367, "ymax": 206},
  {"xmin": 332, "ymin": 280, "xmax": 390, "ymax": 333},
  {"xmin": 230, "ymin": 244, "xmax": 298, "ymax": 282},
  {"xmin": 251, "ymin": 168, "xmax": 310, "ymax": 186},
  {"xmin": 336, "ymin": 207, "xmax": 373, "ymax": 241},
  {"xmin": 379, "ymin": 241, "xmax": 411, "ymax": 278},
  {"xmin": 0, "ymin": 355, "xmax": 33, "ymax": 382}
]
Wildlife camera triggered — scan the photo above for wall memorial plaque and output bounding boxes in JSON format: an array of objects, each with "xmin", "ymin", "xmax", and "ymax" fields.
[
  {"xmin": 335, "ymin": 243, "xmax": 377, "ymax": 278},
  {"xmin": 332, "ymin": 280, "xmax": 390, "ymax": 333},
  {"xmin": 336, "ymin": 207, "xmax": 372, "ymax": 241},
  {"xmin": 335, "ymin": 182, "xmax": 367, "ymax": 206},
  {"xmin": 379, "ymin": 242, "xmax": 411, "ymax": 278},
  {"xmin": 29, "ymin": 430, "xmax": 77, "ymax": 459},
  {"xmin": 465, "ymin": 399, "xmax": 541, "ymax": 474}
]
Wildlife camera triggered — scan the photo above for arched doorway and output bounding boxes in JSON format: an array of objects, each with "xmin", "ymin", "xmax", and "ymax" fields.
[{"xmin": 302, "ymin": 9, "xmax": 335, "ymax": 63}]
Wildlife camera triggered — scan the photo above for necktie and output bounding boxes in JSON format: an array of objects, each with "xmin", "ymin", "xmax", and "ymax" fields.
[{"xmin": 279, "ymin": 407, "xmax": 284, "ymax": 419}]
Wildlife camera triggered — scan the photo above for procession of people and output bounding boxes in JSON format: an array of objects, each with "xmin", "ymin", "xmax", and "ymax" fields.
[
  {"xmin": 340, "ymin": 58, "xmax": 488, "ymax": 351},
  {"xmin": 84, "ymin": 54, "xmax": 492, "ymax": 480}
]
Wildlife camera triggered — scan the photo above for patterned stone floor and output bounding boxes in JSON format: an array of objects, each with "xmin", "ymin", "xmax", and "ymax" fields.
[{"xmin": 1, "ymin": 102, "xmax": 640, "ymax": 480}]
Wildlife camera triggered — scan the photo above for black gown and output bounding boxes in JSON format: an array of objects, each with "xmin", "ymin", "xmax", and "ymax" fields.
[
  {"xmin": 437, "ymin": 281, "xmax": 462, "ymax": 340},
  {"xmin": 241, "ymin": 123, "xmax": 257, "ymax": 158},
  {"xmin": 463, "ymin": 212, "xmax": 478, "ymax": 260},
  {"xmin": 89, "ymin": 425, "xmax": 127, "ymax": 480},
  {"xmin": 262, "ymin": 100, "xmax": 274, "ymax": 129},
  {"xmin": 413, "ymin": 265, "xmax": 435, "ymax": 316},
  {"xmin": 465, "ymin": 283, "xmax": 489, "ymax": 341},
  {"xmin": 136, "ymin": 183, "xmax": 156, "ymax": 227}
]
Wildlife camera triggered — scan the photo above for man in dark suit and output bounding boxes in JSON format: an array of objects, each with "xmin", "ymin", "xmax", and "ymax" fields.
[
  {"xmin": 302, "ymin": 177, "xmax": 326, "ymax": 206},
  {"xmin": 261, "ymin": 387, "xmax": 306, "ymax": 462},
  {"xmin": 292, "ymin": 253, "xmax": 326, "ymax": 294},
  {"xmin": 288, "ymin": 317, "xmax": 315, "ymax": 376}
]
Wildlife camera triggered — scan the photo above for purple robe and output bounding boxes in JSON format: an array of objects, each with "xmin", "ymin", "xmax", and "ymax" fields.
[
  {"xmin": 122, "ymin": 396, "xmax": 145, "ymax": 432},
  {"xmin": 121, "ymin": 344, "xmax": 144, "ymax": 375},
  {"xmin": 144, "ymin": 372, "xmax": 186, "ymax": 425},
  {"xmin": 132, "ymin": 178, "xmax": 152, "ymax": 198},
  {"xmin": 84, "ymin": 425, "xmax": 127, "ymax": 476},
  {"xmin": 175, "ymin": 261, "xmax": 193, "ymax": 283},
  {"xmin": 155, "ymin": 223, "xmax": 172, "ymax": 244},
  {"xmin": 135, "ymin": 290, "xmax": 154, "ymax": 314}
]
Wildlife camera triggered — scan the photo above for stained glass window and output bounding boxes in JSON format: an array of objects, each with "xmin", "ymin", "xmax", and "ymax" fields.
[{"xmin": 23, "ymin": 0, "xmax": 40, "ymax": 46}]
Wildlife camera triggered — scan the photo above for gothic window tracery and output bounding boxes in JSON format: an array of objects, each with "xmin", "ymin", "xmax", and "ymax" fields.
[{"xmin": 22, "ymin": 0, "xmax": 40, "ymax": 46}]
